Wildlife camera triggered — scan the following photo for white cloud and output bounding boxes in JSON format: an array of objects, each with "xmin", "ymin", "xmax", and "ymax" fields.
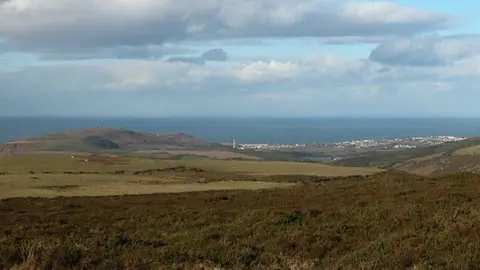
[
  {"xmin": 1, "ymin": 53, "xmax": 479, "ymax": 116},
  {"xmin": 1, "ymin": 50, "xmax": 476, "ymax": 94},
  {"xmin": 341, "ymin": 2, "xmax": 439, "ymax": 24},
  {"xmin": 235, "ymin": 61, "xmax": 300, "ymax": 82},
  {"xmin": 0, "ymin": 0, "xmax": 476, "ymax": 117}
]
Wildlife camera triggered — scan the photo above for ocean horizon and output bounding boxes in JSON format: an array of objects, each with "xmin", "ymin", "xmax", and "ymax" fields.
[{"xmin": 1, "ymin": 116, "xmax": 480, "ymax": 144}]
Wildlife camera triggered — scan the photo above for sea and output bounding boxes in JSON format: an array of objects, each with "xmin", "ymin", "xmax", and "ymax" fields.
[{"xmin": 1, "ymin": 117, "xmax": 480, "ymax": 145}]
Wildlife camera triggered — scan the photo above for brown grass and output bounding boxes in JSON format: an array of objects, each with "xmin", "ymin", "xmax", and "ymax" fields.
[
  {"xmin": 0, "ymin": 154, "xmax": 382, "ymax": 176},
  {"xmin": 0, "ymin": 174, "xmax": 295, "ymax": 199},
  {"xmin": 452, "ymin": 144, "xmax": 480, "ymax": 156},
  {"xmin": 0, "ymin": 154, "xmax": 380, "ymax": 199},
  {"xmin": 1, "ymin": 171, "xmax": 480, "ymax": 269},
  {"xmin": 0, "ymin": 154, "xmax": 427, "ymax": 269}
]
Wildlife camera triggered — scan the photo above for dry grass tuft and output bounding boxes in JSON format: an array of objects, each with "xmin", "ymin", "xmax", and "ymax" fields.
[{"xmin": 8, "ymin": 239, "xmax": 60, "ymax": 270}]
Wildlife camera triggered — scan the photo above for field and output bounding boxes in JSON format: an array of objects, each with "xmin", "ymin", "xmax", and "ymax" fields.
[
  {"xmin": 133, "ymin": 150, "xmax": 261, "ymax": 160},
  {"xmin": 0, "ymin": 154, "xmax": 380, "ymax": 199},
  {"xmin": 0, "ymin": 174, "xmax": 296, "ymax": 199},
  {"xmin": 2, "ymin": 170, "xmax": 480, "ymax": 269},
  {"xmin": 335, "ymin": 137, "xmax": 480, "ymax": 176},
  {"xmin": 3, "ymin": 154, "xmax": 480, "ymax": 269},
  {"xmin": 0, "ymin": 154, "xmax": 381, "ymax": 176}
]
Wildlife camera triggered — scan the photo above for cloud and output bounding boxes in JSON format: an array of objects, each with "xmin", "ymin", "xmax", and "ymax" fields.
[
  {"xmin": 166, "ymin": 48, "xmax": 228, "ymax": 65},
  {"xmin": 0, "ymin": 0, "xmax": 451, "ymax": 57},
  {"xmin": 318, "ymin": 36, "xmax": 394, "ymax": 45},
  {"xmin": 166, "ymin": 57, "xmax": 206, "ymax": 65},
  {"xmin": 0, "ymin": 1, "xmax": 478, "ymax": 118},
  {"xmin": 1, "ymin": 52, "xmax": 480, "ymax": 116},
  {"xmin": 3, "ymin": 52, "xmax": 476, "ymax": 94},
  {"xmin": 202, "ymin": 48, "xmax": 228, "ymax": 61},
  {"xmin": 36, "ymin": 45, "xmax": 196, "ymax": 61},
  {"xmin": 369, "ymin": 35, "xmax": 480, "ymax": 66}
]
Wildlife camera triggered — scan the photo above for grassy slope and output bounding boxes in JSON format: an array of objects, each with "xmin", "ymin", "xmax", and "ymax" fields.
[
  {"xmin": 0, "ymin": 154, "xmax": 381, "ymax": 200},
  {"xmin": 334, "ymin": 137, "xmax": 480, "ymax": 172},
  {"xmin": 0, "ymin": 154, "xmax": 382, "ymax": 176},
  {"xmin": 0, "ymin": 174, "xmax": 296, "ymax": 199},
  {"xmin": 1, "ymin": 171, "xmax": 480, "ymax": 269}
]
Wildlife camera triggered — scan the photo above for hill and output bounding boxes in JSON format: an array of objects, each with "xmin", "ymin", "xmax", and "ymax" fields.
[
  {"xmin": 334, "ymin": 137, "xmax": 480, "ymax": 176},
  {"xmin": 0, "ymin": 153, "xmax": 381, "ymax": 199},
  {"xmin": 0, "ymin": 128, "xmax": 221, "ymax": 155},
  {"xmin": 2, "ymin": 153, "xmax": 475, "ymax": 269},
  {"xmin": 1, "ymin": 168, "xmax": 480, "ymax": 269}
]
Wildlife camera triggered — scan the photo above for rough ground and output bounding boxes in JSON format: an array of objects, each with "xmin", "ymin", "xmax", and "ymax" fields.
[
  {"xmin": 0, "ymin": 154, "xmax": 382, "ymax": 176},
  {"xmin": 336, "ymin": 137, "xmax": 480, "ymax": 176},
  {"xmin": 1, "ymin": 171, "xmax": 480, "ymax": 269},
  {"xmin": 0, "ymin": 154, "xmax": 379, "ymax": 200}
]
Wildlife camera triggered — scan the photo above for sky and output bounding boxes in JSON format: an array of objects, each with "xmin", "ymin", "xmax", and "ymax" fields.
[{"xmin": 0, "ymin": 0, "xmax": 479, "ymax": 117}]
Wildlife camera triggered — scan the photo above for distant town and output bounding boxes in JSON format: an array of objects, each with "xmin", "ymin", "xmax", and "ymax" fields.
[{"xmin": 233, "ymin": 136, "xmax": 467, "ymax": 150}]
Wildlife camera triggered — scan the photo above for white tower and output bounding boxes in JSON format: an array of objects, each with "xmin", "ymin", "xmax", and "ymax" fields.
[{"xmin": 233, "ymin": 139, "xmax": 236, "ymax": 149}]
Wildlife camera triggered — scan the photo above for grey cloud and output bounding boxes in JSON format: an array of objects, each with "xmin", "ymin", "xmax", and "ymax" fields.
[
  {"xmin": 167, "ymin": 57, "xmax": 206, "ymax": 65},
  {"xmin": 1, "ymin": 55, "xmax": 480, "ymax": 117},
  {"xmin": 319, "ymin": 36, "xmax": 394, "ymax": 45},
  {"xmin": 369, "ymin": 35, "xmax": 480, "ymax": 66},
  {"xmin": 31, "ymin": 46, "xmax": 196, "ymax": 61},
  {"xmin": 166, "ymin": 48, "xmax": 228, "ymax": 65},
  {"xmin": 0, "ymin": 0, "xmax": 451, "ymax": 57},
  {"xmin": 202, "ymin": 48, "xmax": 228, "ymax": 61}
]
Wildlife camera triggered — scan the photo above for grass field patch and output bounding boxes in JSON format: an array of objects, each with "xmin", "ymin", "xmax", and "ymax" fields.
[
  {"xmin": 0, "ymin": 154, "xmax": 382, "ymax": 176},
  {"xmin": 0, "ymin": 174, "xmax": 296, "ymax": 199}
]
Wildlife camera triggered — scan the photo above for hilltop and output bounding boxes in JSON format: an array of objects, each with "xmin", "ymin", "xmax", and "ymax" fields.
[
  {"xmin": 335, "ymin": 137, "xmax": 480, "ymax": 176},
  {"xmin": 0, "ymin": 128, "xmax": 221, "ymax": 155}
]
